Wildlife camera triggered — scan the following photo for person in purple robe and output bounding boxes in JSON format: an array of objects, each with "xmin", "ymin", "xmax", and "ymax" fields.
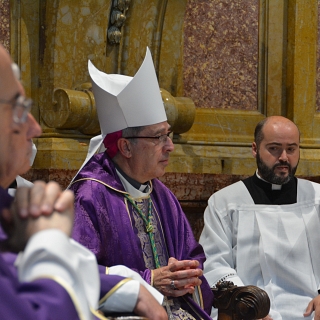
[
  {"xmin": 69, "ymin": 47, "xmax": 214, "ymax": 319},
  {"xmin": 0, "ymin": 43, "xmax": 167, "ymax": 320}
]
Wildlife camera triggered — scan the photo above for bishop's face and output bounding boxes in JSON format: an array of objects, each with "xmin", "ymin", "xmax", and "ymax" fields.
[
  {"xmin": 127, "ymin": 121, "xmax": 174, "ymax": 183},
  {"xmin": 252, "ymin": 119, "xmax": 300, "ymax": 185}
]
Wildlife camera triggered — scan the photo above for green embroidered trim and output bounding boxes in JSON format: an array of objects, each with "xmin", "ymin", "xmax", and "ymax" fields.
[{"xmin": 125, "ymin": 194, "xmax": 160, "ymax": 269}]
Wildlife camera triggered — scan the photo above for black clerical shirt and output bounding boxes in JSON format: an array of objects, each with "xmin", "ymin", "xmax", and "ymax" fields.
[{"xmin": 242, "ymin": 174, "xmax": 298, "ymax": 205}]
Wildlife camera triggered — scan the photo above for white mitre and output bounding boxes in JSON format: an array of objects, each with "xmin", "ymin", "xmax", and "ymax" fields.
[
  {"xmin": 89, "ymin": 46, "xmax": 167, "ymax": 136},
  {"xmin": 68, "ymin": 47, "xmax": 167, "ymax": 187}
]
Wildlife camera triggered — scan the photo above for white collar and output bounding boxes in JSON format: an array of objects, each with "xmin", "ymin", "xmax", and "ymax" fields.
[
  {"xmin": 116, "ymin": 169, "xmax": 150, "ymax": 198},
  {"xmin": 255, "ymin": 169, "xmax": 282, "ymax": 190}
]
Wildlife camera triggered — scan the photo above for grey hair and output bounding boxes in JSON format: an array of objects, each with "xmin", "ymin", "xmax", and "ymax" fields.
[{"xmin": 122, "ymin": 126, "xmax": 146, "ymax": 143}]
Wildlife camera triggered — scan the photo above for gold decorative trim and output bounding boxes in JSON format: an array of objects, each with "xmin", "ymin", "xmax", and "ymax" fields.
[
  {"xmin": 70, "ymin": 178, "xmax": 129, "ymax": 195},
  {"xmin": 71, "ymin": 177, "xmax": 154, "ymax": 195},
  {"xmin": 33, "ymin": 275, "xmax": 87, "ymax": 320},
  {"xmin": 90, "ymin": 307, "xmax": 108, "ymax": 319},
  {"xmin": 193, "ymin": 285, "xmax": 204, "ymax": 309},
  {"xmin": 150, "ymin": 269, "xmax": 154, "ymax": 287},
  {"xmin": 99, "ymin": 278, "xmax": 133, "ymax": 305}
]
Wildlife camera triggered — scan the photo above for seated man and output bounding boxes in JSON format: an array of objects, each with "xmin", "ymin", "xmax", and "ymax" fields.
[
  {"xmin": 7, "ymin": 141, "xmax": 36, "ymax": 197},
  {"xmin": 69, "ymin": 47, "xmax": 213, "ymax": 319},
  {"xmin": 6, "ymin": 62, "xmax": 37, "ymax": 197},
  {"xmin": 0, "ymin": 43, "xmax": 167, "ymax": 319},
  {"xmin": 199, "ymin": 116, "xmax": 320, "ymax": 320}
]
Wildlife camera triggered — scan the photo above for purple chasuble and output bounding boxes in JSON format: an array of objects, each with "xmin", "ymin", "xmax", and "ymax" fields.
[
  {"xmin": 0, "ymin": 186, "xmax": 129, "ymax": 318},
  {"xmin": 0, "ymin": 186, "xmax": 81, "ymax": 319},
  {"xmin": 70, "ymin": 152, "xmax": 214, "ymax": 319},
  {"xmin": 0, "ymin": 186, "xmax": 13, "ymax": 241}
]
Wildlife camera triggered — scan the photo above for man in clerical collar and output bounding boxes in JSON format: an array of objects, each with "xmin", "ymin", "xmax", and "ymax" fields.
[
  {"xmin": 69, "ymin": 47, "xmax": 213, "ymax": 319},
  {"xmin": 0, "ymin": 44, "xmax": 167, "ymax": 320},
  {"xmin": 200, "ymin": 115, "xmax": 320, "ymax": 320},
  {"xmin": 243, "ymin": 116, "xmax": 300, "ymax": 205}
]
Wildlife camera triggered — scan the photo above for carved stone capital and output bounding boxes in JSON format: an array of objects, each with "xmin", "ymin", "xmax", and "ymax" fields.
[
  {"xmin": 44, "ymin": 85, "xmax": 195, "ymax": 136},
  {"xmin": 43, "ymin": 84, "xmax": 100, "ymax": 135},
  {"xmin": 161, "ymin": 88, "xmax": 195, "ymax": 134}
]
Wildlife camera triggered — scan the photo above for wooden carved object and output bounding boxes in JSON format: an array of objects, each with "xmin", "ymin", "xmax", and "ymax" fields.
[{"xmin": 212, "ymin": 281, "xmax": 270, "ymax": 320}]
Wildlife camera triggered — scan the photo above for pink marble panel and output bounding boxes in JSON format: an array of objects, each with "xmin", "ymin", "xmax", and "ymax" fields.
[
  {"xmin": 24, "ymin": 169, "xmax": 320, "ymax": 240},
  {"xmin": 0, "ymin": 0, "xmax": 10, "ymax": 51},
  {"xmin": 183, "ymin": 0, "xmax": 259, "ymax": 110}
]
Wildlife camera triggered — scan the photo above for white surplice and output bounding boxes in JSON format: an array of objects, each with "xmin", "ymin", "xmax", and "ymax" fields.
[{"xmin": 200, "ymin": 178, "xmax": 320, "ymax": 320}]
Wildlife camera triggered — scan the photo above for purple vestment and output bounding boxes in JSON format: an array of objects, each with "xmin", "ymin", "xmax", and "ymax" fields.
[
  {"xmin": 0, "ymin": 254, "xmax": 81, "ymax": 319},
  {"xmin": 71, "ymin": 152, "xmax": 214, "ymax": 319},
  {"xmin": 0, "ymin": 185, "xmax": 130, "ymax": 319},
  {"xmin": 0, "ymin": 187, "xmax": 79, "ymax": 319}
]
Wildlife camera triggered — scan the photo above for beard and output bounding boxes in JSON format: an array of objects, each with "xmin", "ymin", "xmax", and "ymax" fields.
[{"xmin": 256, "ymin": 151, "xmax": 298, "ymax": 185}]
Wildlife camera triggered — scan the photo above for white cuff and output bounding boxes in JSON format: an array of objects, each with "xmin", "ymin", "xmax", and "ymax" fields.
[
  {"xmin": 108, "ymin": 265, "xmax": 163, "ymax": 304},
  {"xmin": 99, "ymin": 279, "xmax": 139, "ymax": 313},
  {"xmin": 16, "ymin": 230, "xmax": 100, "ymax": 320}
]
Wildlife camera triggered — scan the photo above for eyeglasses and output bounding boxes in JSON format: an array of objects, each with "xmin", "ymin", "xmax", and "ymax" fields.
[
  {"xmin": 125, "ymin": 132, "xmax": 172, "ymax": 144},
  {"xmin": 0, "ymin": 95, "xmax": 32, "ymax": 123}
]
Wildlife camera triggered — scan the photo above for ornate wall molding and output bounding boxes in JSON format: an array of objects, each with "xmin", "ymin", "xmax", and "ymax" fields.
[
  {"xmin": 107, "ymin": 0, "xmax": 130, "ymax": 45},
  {"xmin": 46, "ymin": 85, "xmax": 195, "ymax": 136},
  {"xmin": 9, "ymin": 0, "xmax": 320, "ymax": 178}
]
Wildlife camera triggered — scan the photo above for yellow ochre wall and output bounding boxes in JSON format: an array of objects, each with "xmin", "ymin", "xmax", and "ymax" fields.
[{"xmin": 1, "ymin": 0, "xmax": 320, "ymax": 237}]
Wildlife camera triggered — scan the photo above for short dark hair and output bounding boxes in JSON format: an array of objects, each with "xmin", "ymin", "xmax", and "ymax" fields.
[
  {"xmin": 254, "ymin": 117, "xmax": 301, "ymax": 148},
  {"xmin": 254, "ymin": 118, "xmax": 269, "ymax": 148}
]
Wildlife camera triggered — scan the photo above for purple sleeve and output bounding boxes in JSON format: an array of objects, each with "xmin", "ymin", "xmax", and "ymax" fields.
[
  {"xmin": 152, "ymin": 182, "xmax": 214, "ymax": 315},
  {"xmin": 0, "ymin": 188, "xmax": 95, "ymax": 319},
  {"xmin": 0, "ymin": 275, "xmax": 80, "ymax": 319},
  {"xmin": 98, "ymin": 265, "xmax": 127, "ymax": 298},
  {"xmin": 71, "ymin": 181, "xmax": 104, "ymax": 261},
  {"xmin": 0, "ymin": 187, "xmax": 13, "ymax": 240}
]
